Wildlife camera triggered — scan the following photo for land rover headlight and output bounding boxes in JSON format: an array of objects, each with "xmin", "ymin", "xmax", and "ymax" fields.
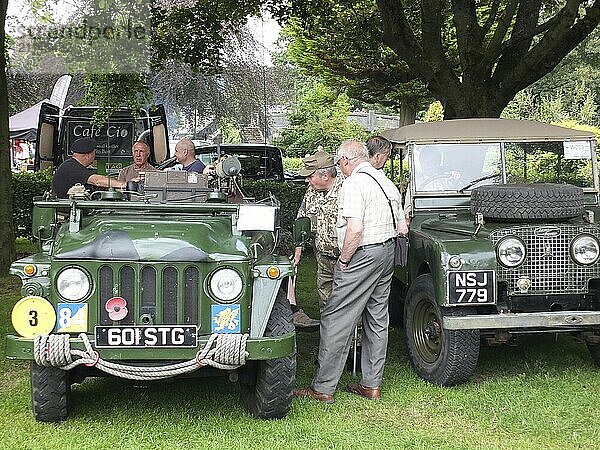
[
  {"xmin": 56, "ymin": 267, "xmax": 91, "ymax": 301},
  {"xmin": 496, "ymin": 236, "xmax": 526, "ymax": 267},
  {"xmin": 209, "ymin": 268, "xmax": 243, "ymax": 302},
  {"xmin": 571, "ymin": 234, "xmax": 600, "ymax": 265}
]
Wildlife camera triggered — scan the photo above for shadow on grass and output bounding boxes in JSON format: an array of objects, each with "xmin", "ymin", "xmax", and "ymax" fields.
[{"xmin": 70, "ymin": 375, "xmax": 251, "ymax": 421}]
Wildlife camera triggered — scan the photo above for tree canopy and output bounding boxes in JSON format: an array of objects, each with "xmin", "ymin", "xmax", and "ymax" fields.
[
  {"xmin": 274, "ymin": 79, "xmax": 367, "ymax": 156},
  {"xmin": 285, "ymin": 0, "xmax": 600, "ymax": 118}
]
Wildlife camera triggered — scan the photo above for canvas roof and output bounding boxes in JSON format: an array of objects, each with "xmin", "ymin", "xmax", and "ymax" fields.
[{"xmin": 382, "ymin": 119, "xmax": 596, "ymax": 144}]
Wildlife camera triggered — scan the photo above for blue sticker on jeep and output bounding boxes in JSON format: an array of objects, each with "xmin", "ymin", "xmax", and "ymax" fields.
[{"xmin": 211, "ymin": 304, "xmax": 241, "ymax": 333}]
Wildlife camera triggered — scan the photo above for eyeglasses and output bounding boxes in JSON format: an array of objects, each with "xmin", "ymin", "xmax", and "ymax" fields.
[{"xmin": 334, "ymin": 155, "xmax": 360, "ymax": 166}]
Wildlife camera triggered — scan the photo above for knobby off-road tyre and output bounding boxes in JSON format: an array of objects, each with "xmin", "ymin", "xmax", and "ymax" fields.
[
  {"xmin": 31, "ymin": 362, "xmax": 71, "ymax": 422},
  {"xmin": 244, "ymin": 288, "xmax": 296, "ymax": 419},
  {"xmin": 404, "ymin": 274, "xmax": 480, "ymax": 386},
  {"xmin": 470, "ymin": 183, "xmax": 584, "ymax": 221}
]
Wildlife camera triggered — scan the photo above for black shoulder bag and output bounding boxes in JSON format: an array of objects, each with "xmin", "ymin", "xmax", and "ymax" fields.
[{"xmin": 360, "ymin": 171, "xmax": 409, "ymax": 267}]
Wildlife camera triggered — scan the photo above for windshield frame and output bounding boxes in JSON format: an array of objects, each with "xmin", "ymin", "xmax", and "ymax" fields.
[{"xmin": 409, "ymin": 139, "xmax": 599, "ymax": 197}]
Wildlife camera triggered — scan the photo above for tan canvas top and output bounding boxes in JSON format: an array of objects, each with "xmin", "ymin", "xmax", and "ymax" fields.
[{"xmin": 382, "ymin": 119, "xmax": 596, "ymax": 144}]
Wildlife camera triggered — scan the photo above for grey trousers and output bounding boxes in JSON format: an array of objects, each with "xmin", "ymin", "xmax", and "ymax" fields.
[{"xmin": 311, "ymin": 239, "xmax": 395, "ymax": 394}]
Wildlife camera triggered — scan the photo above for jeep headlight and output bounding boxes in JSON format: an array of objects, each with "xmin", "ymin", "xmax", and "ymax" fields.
[
  {"xmin": 496, "ymin": 236, "xmax": 526, "ymax": 267},
  {"xmin": 571, "ymin": 234, "xmax": 600, "ymax": 265},
  {"xmin": 56, "ymin": 267, "xmax": 91, "ymax": 301},
  {"xmin": 209, "ymin": 268, "xmax": 243, "ymax": 302}
]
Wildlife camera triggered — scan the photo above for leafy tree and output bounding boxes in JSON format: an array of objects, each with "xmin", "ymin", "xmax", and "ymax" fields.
[
  {"xmin": 503, "ymin": 84, "xmax": 598, "ymax": 125},
  {"xmin": 0, "ymin": 0, "xmax": 15, "ymax": 273},
  {"xmin": 285, "ymin": 0, "xmax": 600, "ymax": 119},
  {"xmin": 150, "ymin": 32, "xmax": 296, "ymax": 139},
  {"xmin": 275, "ymin": 79, "xmax": 367, "ymax": 156}
]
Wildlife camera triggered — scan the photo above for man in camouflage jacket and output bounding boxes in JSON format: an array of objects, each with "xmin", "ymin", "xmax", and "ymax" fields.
[{"xmin": 294, "ymin": 150, "xmax": 343, "ymax": 311}]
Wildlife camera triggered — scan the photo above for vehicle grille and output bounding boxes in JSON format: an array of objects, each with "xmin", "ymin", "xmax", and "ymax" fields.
[
  {"xmin": 490, "ymin": 225, "xmax": 600, "ymax": 295},
  {"xmin": 99, "ymin": 264, "xmax": 200, "ymax": 325}
]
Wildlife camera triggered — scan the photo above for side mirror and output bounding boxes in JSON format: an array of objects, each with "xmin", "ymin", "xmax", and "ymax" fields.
[{"xmin": 293, "ymin": 217, "xmax": 311, "ymax": 248}]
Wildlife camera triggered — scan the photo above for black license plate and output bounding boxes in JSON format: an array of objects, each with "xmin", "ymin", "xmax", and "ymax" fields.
[
  {"xmin": 448, "ymin": 271, "xmax": 495, "ymax": 305},
  {"xmin": 95, "ymin": 326, "xmax": 198, "ymax": 348}
]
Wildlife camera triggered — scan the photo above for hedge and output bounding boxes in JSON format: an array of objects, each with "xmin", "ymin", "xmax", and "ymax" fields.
[
  {"xmin": 11, "ymin": 171, "xmax": 307, "ymax": 238},
  {"xmin": 242, "ymin": 180, "xmax": 307, "ymax": 232},
  {"xmin": 12, "ymin": 169, "xmax": 52, "ymax": 238}
]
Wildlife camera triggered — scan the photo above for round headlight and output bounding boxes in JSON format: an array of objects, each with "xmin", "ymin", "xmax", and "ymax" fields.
[
  {"xmin": 209, "ymin": 268, "xmax": 243, "ymax": 302},
  {"xmin": 497, "ymin": 236, "xmax": 526, "ymax": 267},
  {"xmin": 571, "ymin": 234, "xmax": 600, "ymax": 265},
  {"xmin": 56, "ymin": 267, "xmax": 91, "ymax": 301}
]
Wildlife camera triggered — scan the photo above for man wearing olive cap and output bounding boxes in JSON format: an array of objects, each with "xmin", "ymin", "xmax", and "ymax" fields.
[
  {"xmin": 52, "ymin": 137, "xmax": 127, "ymax": 198},
  {"xmin": 292, "ymin": 149, "xmax": 343, "ymax": 325}
]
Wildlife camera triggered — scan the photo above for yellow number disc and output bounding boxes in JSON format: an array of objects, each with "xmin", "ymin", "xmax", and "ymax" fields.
[{"xmin": 11, "ymin": 296, "xmax": 56, "ymax": 338}]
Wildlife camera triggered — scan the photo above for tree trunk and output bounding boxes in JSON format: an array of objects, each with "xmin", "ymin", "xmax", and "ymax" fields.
[
  {"xmin": 441, "ymin": 83, "xmax": 508, "ymax": 119},
  {"xmin": 398, "ymin": 103, "xmax": 416, "ymax": 126},
  {"xmin": 0, "ymin": 0, "xmax": 16, "ymax": 274}
]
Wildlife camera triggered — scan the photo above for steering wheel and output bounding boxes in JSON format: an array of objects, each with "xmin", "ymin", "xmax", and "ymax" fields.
[{"xmin": 419, "ymin": 172, "xmax": 455, "ymax": 189}]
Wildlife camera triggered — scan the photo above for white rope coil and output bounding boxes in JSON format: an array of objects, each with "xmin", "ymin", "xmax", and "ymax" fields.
[{"xmin": 33, "ymin": 333, "xmax": 250, "ymax": 381}]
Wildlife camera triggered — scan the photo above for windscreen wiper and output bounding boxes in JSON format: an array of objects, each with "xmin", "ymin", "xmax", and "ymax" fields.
[{"xmin": 458, "ymin": 172, "xmax": 501, "ymax": 193}]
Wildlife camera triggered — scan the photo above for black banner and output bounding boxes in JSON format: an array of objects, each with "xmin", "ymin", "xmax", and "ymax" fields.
[{"xmin": 66, "ymin": 121, "xmax": 134, "ymax": 158}]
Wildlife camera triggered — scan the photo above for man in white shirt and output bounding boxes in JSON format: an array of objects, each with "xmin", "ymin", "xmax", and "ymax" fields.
[{"xmin": 294, "ymin": 140, "xmax": 407, "ymax": 404}]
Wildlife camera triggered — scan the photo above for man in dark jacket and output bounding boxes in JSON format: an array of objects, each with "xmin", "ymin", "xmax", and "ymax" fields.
[{"xmin": 52, "ymin": 137, "xmax": 127, "ymax": 198}]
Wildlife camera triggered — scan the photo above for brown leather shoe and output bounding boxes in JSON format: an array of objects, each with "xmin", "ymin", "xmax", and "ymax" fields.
[
  {"xmin": 345, "ymin": 383, "xmax": 381, "ymax": 400},
  {"xmin": 293, "ymin": 386, "xmax": 335, "ymax": 404}
]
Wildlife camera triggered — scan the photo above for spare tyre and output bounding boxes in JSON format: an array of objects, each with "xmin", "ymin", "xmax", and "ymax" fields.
[{"xmin": 470, "ymin": 183, "xmax": 584, "ymax": 221}]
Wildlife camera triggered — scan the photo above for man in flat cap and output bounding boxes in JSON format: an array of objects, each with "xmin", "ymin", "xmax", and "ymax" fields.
[
  {"xmin": 52, "ymin": 137, "xmax": 127, "ymax": 198},
  {"xmin": 290, "ymin": 148, "xmax": 343, "ymax": 327}
]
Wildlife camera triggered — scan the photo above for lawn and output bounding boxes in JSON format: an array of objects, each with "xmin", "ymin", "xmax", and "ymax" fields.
[{"xmin": 1, "ymin": 255, "xmax": 600, "ymax": 449}]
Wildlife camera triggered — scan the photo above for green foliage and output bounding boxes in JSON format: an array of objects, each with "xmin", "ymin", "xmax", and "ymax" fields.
[
  {"xmin": 242, "ymin": 180, "xmax": 306, "ymax": 231},
  {"xmin": 11, "ymin": 169, "xmax": 52, "ymax": 238},
  {"xmin": 503, "ymin": 85, "xmax": 598, "ymax": 126},
  {"xmin": 81, "ymin": 73, "xmax": 153, "ymax": 125},
  {"xmin": 220, "ymin": 116, "xmax": 242, "ymax": 143},
  {"xmin": 154, "ymin": 1, "xmax": 264, "ymax": 72},
  {"xmin": 420, "ymin": 101, "xmax": 444, "ymax": 122},
  {"xmin": 274, "ymin": 80, "xmax": 368, "ymax": 157},
  {"xmin": 285, "ymin": 1, "xmax": 600, "ymax": 119},
  {"xmin": 523, "ymin": 28, "xmax": 600, "ymax": 124},
  {"xmin": 283, "ymin": 157, "xmax": 303, "ymax": 170},
  {"xmin": 283, "ymin": 10, "xmax": 432, "ymax": 113}
]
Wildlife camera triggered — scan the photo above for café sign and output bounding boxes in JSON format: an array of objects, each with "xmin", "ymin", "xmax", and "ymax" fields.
[{"xmin": 66, "ymin": 121, "xmax": 134, "ymax": 158}]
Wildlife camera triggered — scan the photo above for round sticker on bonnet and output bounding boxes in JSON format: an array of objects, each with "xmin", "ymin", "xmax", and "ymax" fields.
[{"xmin": 11, "ymin": 296, "xmax": 56, "ymax": 338}]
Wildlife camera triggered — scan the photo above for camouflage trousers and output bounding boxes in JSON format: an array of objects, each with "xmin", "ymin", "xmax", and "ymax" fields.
[{"xmin": 316, "ymin": 251, "xmax": 338, "ymax": 312}]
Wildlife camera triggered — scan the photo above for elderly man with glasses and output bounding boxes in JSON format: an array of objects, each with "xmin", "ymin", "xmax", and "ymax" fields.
[{"xmin": 294, "ymin": 140, "xmax": 408, "ymax": 404}]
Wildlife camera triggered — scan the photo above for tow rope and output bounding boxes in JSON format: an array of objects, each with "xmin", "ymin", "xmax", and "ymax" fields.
[{"xmin": 33, "ymin": 333, "xmax": 249, "ymax": 381}]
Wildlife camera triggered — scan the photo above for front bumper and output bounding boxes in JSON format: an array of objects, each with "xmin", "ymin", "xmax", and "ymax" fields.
[
  {"xmin": 443, "ymin": 311, "xmax": 600, "ymax": 330},
  {"xmin": 5, "ymin": 332, "xmax": 295, "ymax": 361}
]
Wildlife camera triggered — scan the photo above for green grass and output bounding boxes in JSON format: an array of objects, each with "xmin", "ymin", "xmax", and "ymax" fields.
[{"xmin": 2, "ymin": 257, "xmax": 600, "ymax": 449}]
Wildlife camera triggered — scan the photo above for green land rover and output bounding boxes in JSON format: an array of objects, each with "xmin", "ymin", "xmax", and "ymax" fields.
[
  {"xmin": 384, "ymin": 119, "xmax": 600, "ymax": 386},
  {"xmin": 6, "ymin": 111, "xmax": 296, "ymax": 421}
]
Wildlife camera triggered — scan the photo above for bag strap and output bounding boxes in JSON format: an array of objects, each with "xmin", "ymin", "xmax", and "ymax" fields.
[{"xmin": 359, "ymin": 170, "xmax": 397, "ymax": 230}]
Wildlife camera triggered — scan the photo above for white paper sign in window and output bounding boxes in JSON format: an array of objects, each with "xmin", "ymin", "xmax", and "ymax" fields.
[
  {"xmin": 564, "ymin": 141, "xmax": 591, "ymax": 160},
  {"xmin": 237, "ymin": 205, "xmax": 276, "ymax": 231}
]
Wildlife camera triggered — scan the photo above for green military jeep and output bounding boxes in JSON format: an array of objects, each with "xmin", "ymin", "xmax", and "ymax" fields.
[
  {"xmin": 383, "ymin": 119, "xmax": 600, "ymax": 386},
  {"xmin": 7, "ymin": 135, "xmax": 296, "ymax": 420}
]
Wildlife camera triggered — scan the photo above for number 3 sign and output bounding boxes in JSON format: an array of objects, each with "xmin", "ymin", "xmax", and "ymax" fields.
[{"xmin": 11, "ymin": 296, "xmax": 56, "ymax": 338}]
